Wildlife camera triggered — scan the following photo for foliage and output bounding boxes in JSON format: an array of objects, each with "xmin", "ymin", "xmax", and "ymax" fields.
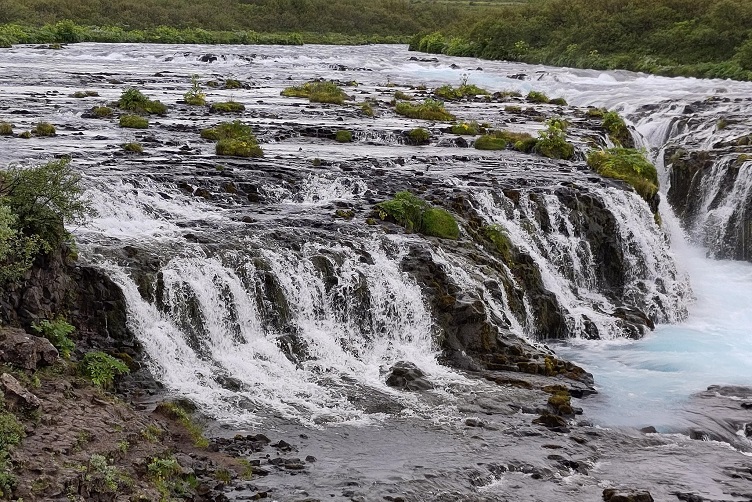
[
  {"xmin": 0, "ymin": 412, "xmax": 24, "ymax": 451},
  {"xmin": 200, "ymin": 120, "xmax": 252, "ymax": 141},
  {"xmin": 474, "ymin": 130, "xmax": 535, "ymax": 152},
  {"xmin": 602, "ymin": 111, "xmax": 633, "ymax": 147},
  {"xmin": 394, "ymin": 90, "xmax": 413, "ymax": 101},
  {"xmin": 79, "ymin": 351, "xmax": 130, "ymax": 388},
  {"xmin": 155, "ymin": 401, "xmax": 209, "ymax": 448},
  {"xmin": 406, "ymin": 128, "xmax": 430, "ymax": 145},
  {"xmin": 587, "ymin": 147, "xmax": 659, "ymax": 202},
  {"xmin": 91, "ymin": 106, "xmax": 113, "ymax": 117},
  {"xmin": 216, "ymin": 138, "xmax": 263, "ymax": 157},
  {"xmin": 377, "ymin": 191, "xmax": 459, "ymax": 239},
  {"xmin": 117, "ymin": 88, "xmax": 167, "ymax": 115},
  {"xmin": 534, "ymin": 118, "xmax": 574, "ymax": 160},
  {"xmin": 223, "ymin": 78, "xmax": 242, "ymax": 89},
  {"xmin": 474, "ymin": 133, "xmax": 507, "ymax": 150},
  {"xmin": 0, "ymin": 122, "xmax": 11, "ymax": 135},
  {"xmin": 201, "ymin": 120, "xmax": 263, "ymax": 157},
  {"xmin": 281, "ymin": 81, "xmax": 348, "ymax": 105},
  {"xmin": 335, "ymin": 130, "xmax": 352, "ymax": 143},
  {"xmin": 484, "ymin": 224, "xmax": 513, "ymax": 262},
  {"xmin": 394, "ymin": 99, "xmax": 455, "ymax": 121},
  {"xmin": 360, "ymin": 102, "xmax": 374, "ymax": 117},
  {"xmin": 85, "ymin": 454, "xmax": 121, "ymax": 492},
  {"xmin": 210, "ymin": 100, "xmax": 245, "ymax": 113},
  {"xmin": 31, "ymin": 316, "xmax": 75, "ymax": 358},
  {"xmin": 119, "ymin": 114, "xmax": 149, "ymax": 129},
  {"xmin": 451, "ymin": 121, "xmax": 485, "ymax": 135},
  {"xmin": 526, "ymin": 91, "xmax": 549, "ymax": 104},
  {"xmin": 32, "ymin": 122, "xmax": 56, "ymax": 136},
  {"xmin": 183, "ymin": 75, "xmax": 206, "ymax": 106},
  {"xmin": 434, "ymin": 81, "xmax": 489, "ymax": 100},
  {"xmin": 121, "ymin": 142, "xmax": 143, "ymax": 153}
]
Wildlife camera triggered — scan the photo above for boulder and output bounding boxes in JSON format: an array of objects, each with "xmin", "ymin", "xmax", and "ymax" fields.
[
  {"xmin": 602, "ymin": 488, "xmax": 654, "ymax": 502},
  {"xmin": 0, "ymin": 373, "xmax": 41, "ymax": 411},
  {"xmin": 0, "ymin": 327, "xmax": 58, "ymax": 370},
  {"xmin": 385, "ymin": 361, "xmax": 433, "ymax": 391}
]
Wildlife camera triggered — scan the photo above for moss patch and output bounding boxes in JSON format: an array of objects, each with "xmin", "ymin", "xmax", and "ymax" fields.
[
  {"xmin": 602, "ymin": 111, "xmax": 633, "ymax": 147},
  {"xmin": 377, "ymin": 191, "xmax": 459, "ymax": 239},
  {"xmin": 434, "ymin": 83, "xmax": 489, "ymax": 100},
  {"xmin": 117, "ymin": 88, "xmax": 167, "ymax": 115},
  {"xmin": 0, "ymin": 122, "xmax": 12, "ymax": 135},
  {"xmin": 587, "ymin": 147, "xmax": 659, "ymax": 202},
  {"xmin": 91, "ymin": 106, "xmax": 113, "ymax": 117},
  {"xmin": 395, "ymin": 99, "xmax": 455, "ymax": 121},
  {"xmin": 281, "ymin": 81, "xmax": 348, "ymax": 104},
  {"xmin": 32, "ymin": 122, "xmax": 56, "ymax": 136},
  {"xmin": 335, "ymin": 130, "xmax": 353, "ymax": 143},
  {"xmin": 406, "ymin": 127, "xmax": 430, "ymax": 145},
  {"xmin": 210, "ymin": 101, "xmax": 245, "ymax": 113},
  {"xmin": 119, "ymin": 114, "xmax": 149, "ymax": 129}
]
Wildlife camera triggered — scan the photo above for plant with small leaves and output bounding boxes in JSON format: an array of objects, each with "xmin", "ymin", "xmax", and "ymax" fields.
[
  {"xmin": 79, "ymin": 351, "xmax": 130, "ymax": 388},
  {"xmin": 32, "ymin": 317, "xmax": 75, "ymax": 358}
]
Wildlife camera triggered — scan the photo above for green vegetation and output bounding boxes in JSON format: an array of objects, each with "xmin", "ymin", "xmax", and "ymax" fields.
[
  {"xmin": 451, "ymin": 121, "xmax": 485, "ymax": 135},
  {"xmin": 587, "ymin": 148, "xmax": 659, "ymax": 202},
  {"xmin": 474, "ymin": 133, "xmax": 507, "ymax": 150},
  {"xmin": 0, "ymin": 158, "xmax": 89, "ymax": 283},
  {"xmin": 377, "ymin": 191, "xmax": 459, "ymax": 240},
  {"xmin": 91, "ymin": 106, "xmax": 113, "ymax": 118},
  {"xmin": 117, "ymin": 88, "xmax": 167, "ymax": 115},
  {"xmin": 31, "ymin": 317, "xmax": 75, "ymax": 358},
  {"xmin": 474, "ymin": 130, "xmax": 536, "ymax": 152},
  {"xmin": 394, "ymin": 90, "xmax": 413, "ymax": 101},
  {"xmin": 201, "ymin": 120, "xmax": 263, "ymax": 158},
  {"xmin": 484, "ymin": 224, "xmax": 514, "ymax": 262},
  {"xmin": 183, "ymin": 75, "xmax": 206, "ymax": 106},
  {"xmin": 434, "ymin": 81, "xmax": 489, "ymax": 100},
  {"xmin": 526, "ymin": 91, "xmax": 549, "ymax": 104},
  {"xmin": 84, "ymin": 454, "xmax": 122, "ymax": 492},
  {"xmin": 335, "ymin": 130, "xmax": 353, "ymax": 143},
  {"xmin": 360, "ymin": 102, "xmax": 374, "ymax": 117},
  {"xmin": 79, "ymin": 351, "xmax": 130, "ymax": 388},
  {"xmin": 281, "ymin": 81, "xmax": 348, "ymax": 105},
  {"xmin": 155, "ymin": 401, "xmax": 209, "ymax": 448},
  {"xmin": 210, "ymin": 100, "xmax": 245, "ymax": 113},
  {"xmin": 602, "ymin": 111, "xmax": 633, "ymax": 147},
  {"xmin": 122, "ymin": 142, "xmax": 143, "ymax": 153},
  {"xmin": 71, "ymin": 90, "xmax": 99, "ymax": 98},
  {"xmin": 409, "ymin": 0, "xmax": 752, "ymax": 81},
  {"xmin": 32, "ymin": 122, "xmax": 56, "ymax": 136},
  {"xmin": 0, "ymin": 122, "xmax": 12, "ymax": 135},
  {"xmin": 407, "ymin": 127, "xmax": 430, "ymax": 145},
  {"xmin": 223, "ymin": 78, "xmax": 242, "ymax": 89},
  {"xmin": 119, "ymin": 114, "xmax": 149, "ymax": 129},
  {"xmin": 534, "ymin": 118, "xmax": 574, "ymax": 160},
  {"xmin": 395, "ymin": 99, "xmax": 455, "ymax": 121},
  {"xmin": 0, "ymin": 408, "xmax": 23, "ymax": 497}
]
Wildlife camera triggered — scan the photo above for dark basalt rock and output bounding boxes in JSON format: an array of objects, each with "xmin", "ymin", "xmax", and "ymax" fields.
[
  {"xmin": 0, "ymin": 373, "xmax": 42, "ymax": 411},
  {"xmin": 602, "ymin": 488, "xmax": 654, "ymax": 502},
  {"xmin": 0, "ymin": 327, "xmax": 58, "ymax": 370},
  {"xmin": 385, "ymin": 361, "xmax": 434, "ymax": 391}
]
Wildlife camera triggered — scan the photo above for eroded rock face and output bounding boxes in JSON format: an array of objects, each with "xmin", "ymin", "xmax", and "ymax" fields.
[
  {"xmin": 0, "ymin": 327, "xmax": 58, "ymax": 370},
  {"xmin": 0, "ymin": 373, "xmax": 41, "ymax": 411},
  {"xmin": 385, "ymin": 361, "xmax": 434, "ymax": 391},
  {"xmin": 602, "ymin": 488, "xmax": 654, "ymax": 502}
]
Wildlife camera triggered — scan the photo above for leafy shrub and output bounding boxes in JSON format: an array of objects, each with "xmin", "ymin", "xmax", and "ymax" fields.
[
  {"xmin": 451, "ymin": 121, "xmax": 484, "ymax": 135},
  {"xmin": 602, "ymin": 111, "xmax": 633, "ymax": 147},
  {"xmin": 395, "ymin": 99, "xmax": 455, "ymax": 121},
  {"xmin": 434, "ymin": 83, "xmax": 488, "ymax": 100},
  {"xmin": 216, "ymin": 139, "xmax": 263, "ymax": 157},
  {"xmin": 85, "ymin": 454, "xmax": 121, "ymax": 492},
  {"xmin": 335, "ymin": 130, "xmax": 352, "ymax": 143},
  {"xmin": 586, "ymin": 107, "xmax": 606, "ymax": 118},
  {"xmin": 549, "ymin": 97, "xmax": 568, "ymax": 106},
  {"xmin": 0, "ymin": 412, "xmax": 24, "ymax": 450},
  {"xmin": 210, "ymin": 101, "xmax": 245, "ymax": 113},
  {"xmin": 117, "ymin": 88, "xmax": 167, "ymax": 115},
  {"xmin": 534, "ymin": 118, "xmax": 574, "ymax": 159},
  {"xmin": 32, "ymin": 122, "xmax": 56, "ymax": 136},
  {"xmin": 407, "ymin": 128, "xmax": 430, "ymax": 145},
  {"xmin": 223, "ymin": 78, "xmax": 242, "ymax": 89},
  {"xmin": 31, "ymin": 317, "xmax": 75, "ymax": 358},
  {"xmin": 394, "ymin": 90, "xmax": 413, "ymax": 101},
  {"xmin": 474, "ymin": 133, "xmax": 507, "ymax": 150},
  {"xmin": 121, "ymin": 142, "xmax": 143, "ymax": 153},
  {"xmin": 281, "ymin": 81, "xmax": 348, "ymax": 104},
  {"xmin": 587, "ymin": 148, "xmax": 659, "ymax": 202},
  {"xmin": 91, "ymin": 106, "xmax": 113, "ymax": 117},
  {"xmin": 119, "ymin": 114, "xmax": 149, "ymax": 129},
  {"xmin": 79, "ymin": 351, "xmax": 130, "ymax": 388},
  {"xmin": 474, "ymin": 130, "xmax": 534, "ymax": 151},
  {"xmin": 377, "ymin": 191, "xmax": 459, "ymax": 239},
  {"xmin": 526, "ymin": 91, "xmax": 550, "ymax": 103},
  {"xmin": 360, "ymin": 102, "xmax": 374, "ymax": 117},
  {"xmin": 201, "ymin": 120, "xmax": 263, "ymax": 157},
  {"xmin": 183, "ymin": 75, "xmax": 206, "ymax": 106},
  {"xmin": 0, "ymin": 122, "xmax": 12, "ymax": 135}
]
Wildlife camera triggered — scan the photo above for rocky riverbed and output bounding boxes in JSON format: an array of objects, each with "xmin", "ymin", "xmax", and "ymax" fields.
[{"xmin": 0, "ymin": 43, "xmax": 751, "ymax": 501}]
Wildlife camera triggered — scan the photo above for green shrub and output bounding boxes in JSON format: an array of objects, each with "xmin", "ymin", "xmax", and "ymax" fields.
[
  {"xmin": 210, "ymin": 101, "xmax": 245, "ymax": 113},
  {"xmin": 602, "ymin": 111, "xmax": 632, "ymax": 147},
  {"xmin": 407, "ymin": 127, "xmax": 430, "ymax": 145},
  {"xmin": 121, "ymin": 142, "xmax": 143, "ymax": 153},
  {"xmin": 394, "ymin": 90, "xmax": 413, "ymax": 101},
  {"xmin": 586, "ymin": 107, "xmax": 606, "ymax": 118},
  {"xmin": 31, "ymin": 317, "xmax": 75, "ymax": 358},
  {"xmin": 484, "ymin": 225, "xmax": 514, "ymax": 262},
  {"xmin": 119, "ymin": 114, "xmax": 148, "ymax": 128},
  {"xmin": 119, "ymin": 114, "xmax": 149, "ymax": 129},
  {"xmin": 549, "ymin": 97, "xmax": 568, "ymax": 106},
  {"xmin": 335, "ymin": 130, "xmax": 353, "ymax": 143},
  {"xmin": 587, "ymin": 148, "xmax": 659, "ymax": 202},
  {"xmin": 0, "ymin": 122, "xmax": 12, "ymax": 135},
  {"xmin": 91, "ymin": 106, "xmax": 112, "ymax": 117},
  {"xmin": 281, "ymin": 81, "xmax": 348, "ymax": 104},
  {"xmin": 395, "ymin": 99, "xmax": 455, "ymax": 121},
  {"xmin": 377, "ymin": 191, "xmax": 459, "ymax": 239},
  {"xmin": 451, "ymin": 121, "xmax": 484, "ymax": 135},
  {"xmin": 79, "ymin": 351, "xmax": 130, "ymax": 388},
  {"xmin": 0, "ymin": 412, "xmax": 24, "ymax": 450},
  {"xmin": 216, "ymin": 138, "xmax": 263, "ymax": 157},
  {"xmin": 534, "ymin": 118, "xmax": 574, "ymax": 159},
  {"xmin": 32, "ymin": 122, "xmax": 56, "ymax": 136},
  {"xmin": 526, "ymin": 91, "xmax": 550, "ymax": 103},
  {"xmin": 360, "ymin": 102, "xmax": 374, "ymax": 117},
  {"xmin": 71, "ymin": 90, "xmax": 99, "ymax": 98},
  {"xmin": 183, "ymin": 75, "xmax": 206, "ymax": 106},
  {"xmin": 474, "ymin": 133, "xmax": 507, "ymax": 150},
  {"xmin": 434, "ymin": 82, "xmax": 489, "ymax": 100},
  {"xmin": 117, "ymin": 88, "xmax": 167, "ymax": 115},
  {"xmin": 201, "ymin": 120, "xmax": 252, "ymax": 141},
  {"xmin": 223, "ymin": 78, "xmax": 242, "ymax": 89},
  {"xmin": 474, "ymin": 130, "xmax": 534, "ymax": 151}
]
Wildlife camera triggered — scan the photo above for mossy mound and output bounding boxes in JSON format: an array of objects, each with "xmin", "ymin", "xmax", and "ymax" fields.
[
  {"xmin": 394, "ymin": 90, "xmax": 413, "ymax": 101},
  {"xmin": 587, "ymin": 148, "xmax": 659, "ymax": 202},
  {"xmin": 335, "ymin": 130, "xmax": 353, "ymax": 143},
  {"xmin": 534, "ymin": 119, "xmax": 574, "ymax": 160},
  {"xmin": 377, "ymin": 191, "xmax": 459, "ymax": 239},
  {"xmin": 216, "ymin": 139, "xmax": 263, "ymax": 157},
  {"xmin": 474, "ymin": 130, "xmax": 535, "ymax": 151},
  {"xmin": 200, "ymin": 120, "xmax": 263, "ymax": 158},
  {"xmin": 210, "ymin": 101, "xmax": 245, "ymax": 113},
  {"xmin": 434, "ymin": 83, "xmax": 489, "ymax": 100},
  {"xmin": 281, "ymin": 81, "xmax": 348, "ymax": 104},
  {"xmin": 360, "ymin": 102, "xmax": 375, "ymax": 117},
  {"xmin": 406, "ymin": 128, "xmax": 430, "ymax": 145},
  {"xmin": 451, "ymin": 121, "xmax": 486, "ymax": 135},
  {"xmin": 119, "ymin": 115, "xmax": 149, "ymax": 129},
  {"xmin": 91, "ymin": 106, "xmax": 113, "ymax": 118},
  {"xmin": 526, "ymin": 91, "xmax": 550, "ymax": 103},
  {"xmin": 117, "ymin": 88, "xmax": 167, "ymax": 115},
  {"xmin": 121, "ymin": 142, "xmax": 143, "ymax": 153},
  {"xmin": 395, "ymin": 99, "xmax": 455, "ymax": 121},
  {"xmin": 602, "ymin": 111, "xmax": 633, "ymax": 147},
  {"xmin": 71, "ymin": 90, "xmax": 99, "ymax": 98},
  {"xmin": 0, "ymin": 122, "xmax": 12, "ymax": 135},
  {"xmin": 32, "ymin": 122, "xmax": 56, "ymax": 136}
]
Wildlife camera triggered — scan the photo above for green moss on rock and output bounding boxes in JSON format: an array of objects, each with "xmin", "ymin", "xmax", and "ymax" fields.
[
  {"xmin": 395, "ymin": 99, "xmax": 455, "ymax": 121},
  {"xmin": 376, "ymin": 191, "xmax": 459, "ymax": 239},
  {"xmin": 587, "ymin": 148, "xmax": 659, "ymax": 202},
  {"xmin": 281, "ymin": 81, "xmax": 348, "ymax": 104},
  {"xmin": 335, "ymin": 130, "xmax": 353, "ymax": 143},
  {"xmin": 119, "ymin": 114, "xmax": 148, "ymax": 129},
  {"xmin": 210, "ymin": 101, "xmax": 245, "ymax": 113},
  {"xmin": 117, "ymin": 88, "xmax": 167, "ymax": 115}
]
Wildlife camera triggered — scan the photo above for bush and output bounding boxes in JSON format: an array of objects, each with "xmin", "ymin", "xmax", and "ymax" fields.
[
  {"xmin": 117, "ymin": 88, "xmax": 167, "ymax": 115},
  {"xmin": 216, "ymin": 138, "xmax": 263, "ymax": 157},
  {"xmin": 121, "ymin": 142, "xmax": 143, "ymax": 153},
  {"xmin": 474, "ymin": 133, "xmax": 507, "ymax": 150},
  {"xmin": 360, "ymin": 102, "xmax": 374, "ymax": 117},
  {"xmin": 377, "ymin": 191, "xmax": 459, "ymax": 239},
  {"xmin": 407, "ymin": 128, "xmax": 430, "ymax": 145},
  {"xmin": 534, "ymin": 118, "xmax": 574, "ymax": 159},
  {"xmin": 0, "ymin": 122, "xmax": 12, "ymax": 135},
  {"xmin": 32, "ymin": 122, "xmax": 56, "ymax": 136},
  {"xmin": 223, "ymin": 78, "xmax": 242, "ymax": 89},
  {"xmin": 474, "ymin": 130, "xmax": 534, "ymax": 151},
  {"xmin": 281, "ymin": 81, "xmax": 348, "ymax": 104},
  {"xmin": 91, "ymin": 106, "xmax": 113, "ymax": 117},
  {"xmin": 335, "ymin": 130, "xmax": 353, "ymax": 143},
  {"xmin": 434, "ymin": 82, "xmax": 488, "ymax": 100},
  {"xmin": 0, "ymin": 412, "xmax": 24, "ymax": 451},
  {"xmin": 200, "ymin": 120, "xmax": 263, "ymax": 157},
  {"xmin": 79, "ymin": 351, "xmax": 130, "ymax": 388},
  {"xmin": 526, "ymin": 91, "xmax": 550, "ymax": 103},
  {"xmin": 602, "ymin": 111, "xmax": 633, "ymax": 147},
  {"xmin": 119, "ymin": 114, "xmax": 149, "ymax": 129},
  {"xmin": 395, "ymin": 99, "xmax": 455, "ymax": 121},
  {"xmin": 183, "ymin": 75, "xmax": 206, "ymax": 106},
  {"xmin": 31, "ymin": 317, "xmax": 75, "ymax": 358},
  {"xmin": 210, "ymin": 101, "xmax": 245, "ymax": 113},
  {"xmin": 451, "ymin": 121, "xmax": 484, "ymax": 135},
  {"xmin": 587, "ymin": 148, "xmax": 659, "ymax": 202}
]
